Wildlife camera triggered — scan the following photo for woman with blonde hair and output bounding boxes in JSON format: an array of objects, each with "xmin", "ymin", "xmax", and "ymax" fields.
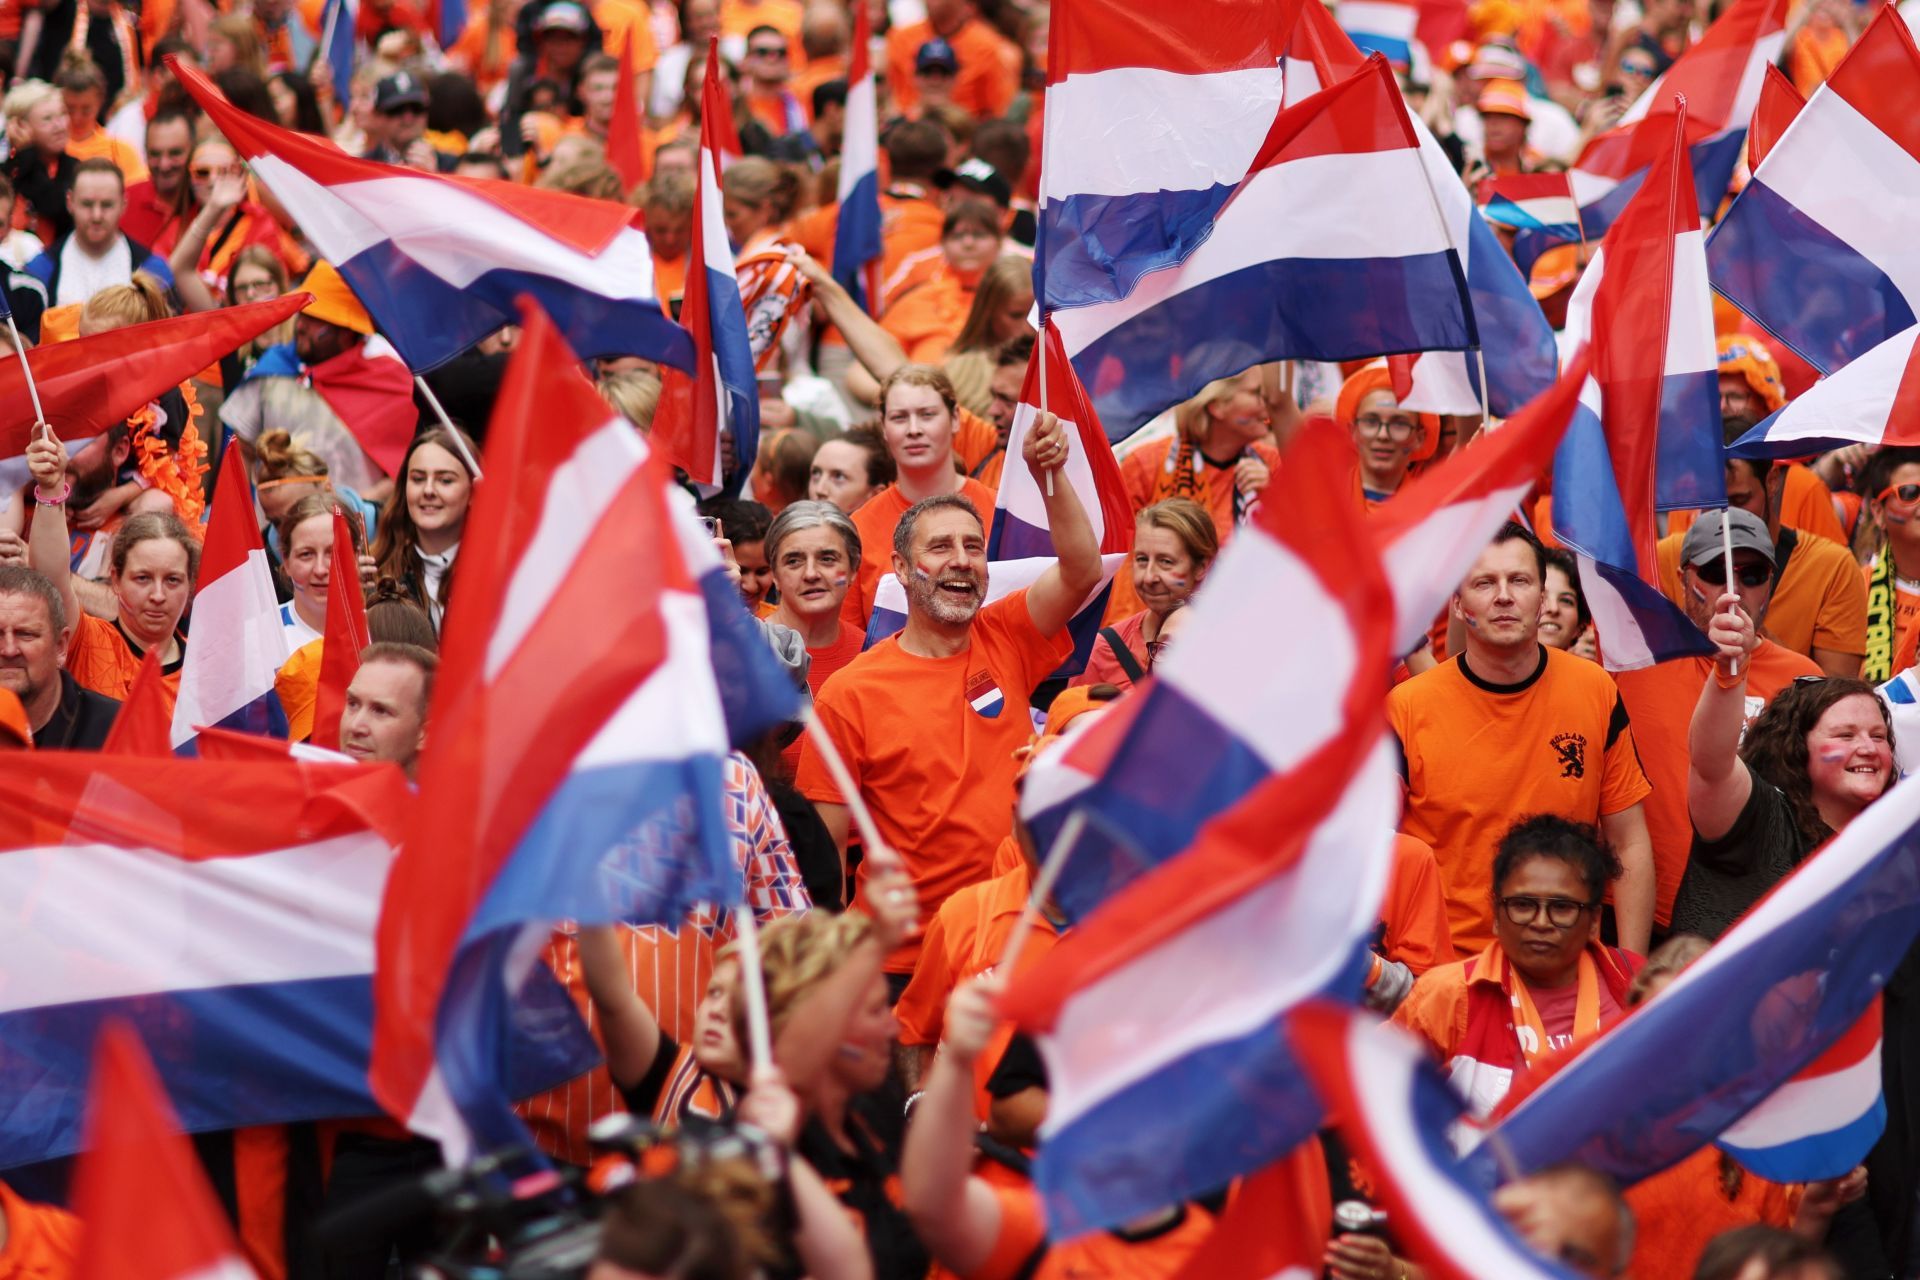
[
  {"xmin": 1076, "ymin": 497, "xmax": 1218, "ymax": 691},
  {"xmin": 941, "ymin": 255, "xmax": 1033, "ymax": 417},
  {"xmin": 168, "ymin": 139, "xmax": 309, "ymax": 311},
  {"xmin": 205, "ymin": 14, "xmax": 268, "ymax": 78}
]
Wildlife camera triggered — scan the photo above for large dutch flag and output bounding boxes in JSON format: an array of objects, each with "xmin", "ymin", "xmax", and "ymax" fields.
[
  {"xmin": 828, "ymin": 0, "xmax": 882, "ymax": 313},
  {"xmin": 0, "ymin": 754, "xmax": 432, "ymax": 1169},
  {"xmin": 1033, "ymin": 0, "xmax": 1290, "ymax": 314},
  {"xmin": 1477, "ymin": 767, "xmax": 1920, "ymax": 1186},
  {"xmin": 1054, "ymin": 55, "xmax": 1475, "ymax": 438},
  {"xmin": 1708, "ymin": 6, "xmax": 1920, "ymax": 376},
  {"xmin": 370, "ymin": 303, "xmax": 797, "ymax": 1160},
  {"xmin": 170, "ymin": 59, "xmax": 693, "ymax": 375},
  {"xmin": 1281, "ymin": 0, "xmax": 1557, "ymax": 419},
  {"xmin": 863, "ymin": 321, "xmax": 1131, "ymax": 673},
  {"xmin": 1571, "ymin": 0, "xmax": 1787, "ymax": 238},
  {"xmin": 1726, "ymin": 323, "xmax": 1920, "ymax": 460},
  {"xmin": 1550, "ymin": 102, "xmax": 1718, "ymax": 671},
  {"xmin": 1289, "ymin": 1004, "xmax": 1586, "ymax": 1280},
  {"xmin": 169, "ymin": 442, "xmax": 293, "ymax": 752}
]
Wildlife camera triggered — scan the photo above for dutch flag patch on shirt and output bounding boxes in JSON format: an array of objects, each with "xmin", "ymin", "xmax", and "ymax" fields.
[{"xmin": 966, "ymin": 669, "xmax": 1005, "ymax": 719}]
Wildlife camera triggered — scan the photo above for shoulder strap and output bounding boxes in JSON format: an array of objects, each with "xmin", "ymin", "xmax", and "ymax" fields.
[{"xmin": 1101, "ymin": 626, "xmax": 1146, "ymax": 683}]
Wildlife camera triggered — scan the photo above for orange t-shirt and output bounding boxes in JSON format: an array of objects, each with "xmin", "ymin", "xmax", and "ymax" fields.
[
  {"xmin": 652, "ymin": 253, "xmax": 688, "ymax": 311},
  {"xmin": 276, "ymin": 637, "xmax": 324, "ymax": 744},
  {"xmin": 966, "ymin": 1185, "xmax": 1217, "ymax": 1280},
  {"xmin": 1888, "ymin": 568, "xmax": 1920, "ymax": 678},
  {"xmin": 1664, "ymin": 464, "xmax": 1846, "ymax": 549},
  {"xmin": 68, "ymin": 612, "xmax": 181, "ymax": 707},
  {"xmin": 446, "ymin": 15, "xmax": 518, "ymax": 93},
  {"xmin": 1386, "ymin": 646, "xmax": 1652, "ymax": 954},
  {"xmin": 895, "ymin": 852, "xmax": 1057, "ymax": 1119},
  {"xmin": 1382, "ymin": 835, "xmax": 1457, "ymax": 976},
  {"xmin": 1614, "ymin": 641, "xmax": 1821, "ymax": 925},
  {"xmin": 592, "ymin": 0, "xmax": 659, "ymax": 69},
  {"xmin": 881, "ymin": 266, "xmax": 975, "ymax": 364},
  {"xmin": 880, "ymin": 189, "xmax": 947, "ymax": 298},
  {"xmin": 719, "ymin": 0, "xmax": 802, "ymax": 45},
  {"xmin": 0, "ymin": 1181, "xmax": 80, "ymax": 1278},
  {"xmin": 885, "ymin": 17, "xmax": 1019, "ymax": 118},
  {"xmin": 796, "ymin": 590, "xmax": 1072, "ymax": 972},
  {"xmin": 843, "ymin": 475, "xmax": 1000, "ymax": 631},
  {"xmin": 1107, "ymin": 434, "xmax": 1281, "ymax": 620},
  {"xmin": 791, "ymin": 52, "xmax": 848, "ymax": 121},
  {"xmin": 67, "ymin": 128, "xmax": 148, "ymax": 184},
  {"xmin": 1655, "ymin": 527, "xmax": 1866, "ymax": 664},
  {"xmin": 1624, "ymin": 1147, "xmax": 1801, "ymax": 1280}
]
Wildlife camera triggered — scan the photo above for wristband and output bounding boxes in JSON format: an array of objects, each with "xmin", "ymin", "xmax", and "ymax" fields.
[
  {"xmin": 33, "ymin": 481, "xmax": 70, "ymax": 507},
  {"xmin": 903, "ymin": 1089, "xmax": 926, "ymax": 1119}
]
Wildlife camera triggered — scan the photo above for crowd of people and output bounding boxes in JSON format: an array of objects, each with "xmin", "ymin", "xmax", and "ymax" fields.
[{"xmin": 0, "ymin": 0, "xmax": 1911, "ymax": 1276}]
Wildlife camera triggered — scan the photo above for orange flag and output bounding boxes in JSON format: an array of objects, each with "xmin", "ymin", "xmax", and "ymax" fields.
[
  {"xmin": 607, "ymin": 32, "xmax": 649, "ymax": 196},
  {"xmin": 312, "ymin": 508, "xmax": 370, "ymax": 750}
]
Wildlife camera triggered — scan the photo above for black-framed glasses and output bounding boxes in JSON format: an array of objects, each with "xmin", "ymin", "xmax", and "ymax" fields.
[
  {"xmin": 1145, "ymin": 637, "xmax": 1173, "ymax": 668},
  {"xmin": 1354, "ymin": 412, "xmax": 1416, "ymax": 440},
  {"xmin": 748, "ymin": 43, "xmax": 788, "ymax": 57},
  {"xmin": 1693, "ymin": 559, "xmax": 1770, "ymax": 589},
  {"xmin": 1498, "ymin": 895, "xmax": 1595, "ymax": 928}
]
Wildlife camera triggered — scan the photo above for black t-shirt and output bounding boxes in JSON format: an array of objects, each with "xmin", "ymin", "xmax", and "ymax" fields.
[
  {"xmin": 765, "ymin": 776, "xmax": 844, "ymax": 911},
  {"xmin": 36, "ymin": 671, "xmax": 119, "ymax": 750},
  {"xmin": 1671, "ymin": 771, "xmax": 1814, "ymax": 939},
  {"xmin": 796, "ymin": 1107, "xmax": 928, "ymax": 1280},
  {"xmin": 987, "ymin": 1031, "xmax": 1047, "ymax": 1098}
]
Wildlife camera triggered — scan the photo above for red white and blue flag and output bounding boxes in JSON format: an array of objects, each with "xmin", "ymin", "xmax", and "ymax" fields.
[
  {"xmin": 1288, "ymin": 1004, "xmax": 1584, "ymax": 1280},
  {"xmin": 864, "ymin": 321, "xmax": 1131, "ymax": 671},
  {"xmin": 1571, "ymin": 0, "xmax": 1787, "ymax": 238},
  {"xmin": 1725, "ymin": 323, "xmax": 1920, "ymax": 459},
  {"xmin": 829, "ymin": 0, "xmax": 882, "ymax": 312},
  {"xmin": 170, "ymin": 444, "xmax": 294, "ymax": 752},
  {"xmin": 1281, "ymin": 0, "xmax": 1557, "ymax": 419},
  {"xmin": 1477, "ymin": 172, "xmax": 1584, "ymax": 274},
  {"xmin": 1018, "ymin": 421, "xmax": 1393, "ymax": 926},
  {"xmin": 1478, "ymin": 770, "xmax": 1920, "ymax": 1186},
  {"xmin": 1550, "ymin": 102, "xmax": 1719, "ymax": 671},
  {"xmin": 1053, "ymin": 55, "xmax": 1474, "ymax": 438},
  {"xmin": 370, "ymin": 302, "xmax": 797, "ymax": 1160},
  {"xmin": 1709, "ymin": 7, "xmax": 1920, "ymax": 375},
  {"xmin": 312, "ymin": 507, "xmax": 372, "ymax": 750},
  {"xmin": 171, "ymin": 60, "xmax": 693, "ymax": 375},
  {"xmin": 71, "ymin": 1023, "xmax": 259, "ymax": 1280},
  {"xmin": 0, "ymin": 753, "xmax": 418, "ymax": 1169},
  {"xmin": 1337, "ymin": 0, "xmax": 1420, "ymax": 67},
  {"xmin": 1748, "ymin": 62, "xmax": 1804, "ymax": 170}
]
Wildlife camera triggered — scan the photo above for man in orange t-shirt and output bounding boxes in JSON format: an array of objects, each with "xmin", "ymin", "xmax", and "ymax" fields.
[
  {"xmin": 1617, "ymin": 509, "xmax": 1819, "ymax": 931},
  {"xmin": 797, "ymin": 410, "xmax": 1102, "ymax": 980},
  {"xmin": 1387, "ymin": 524, "xmax": 1654, "ymax": 956},
  {"xmin": 885, "ymin": 0, "xmax": 1019, "ymax": 119}
]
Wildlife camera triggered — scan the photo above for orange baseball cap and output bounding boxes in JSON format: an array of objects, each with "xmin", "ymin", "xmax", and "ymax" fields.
[
  {"xmin": 296, "ymin": 261, "xmax": 375, "ymax": 336},
  {"xmin": 1476, "ymin": 78, "xmax": 1533, "ymax": 121}
]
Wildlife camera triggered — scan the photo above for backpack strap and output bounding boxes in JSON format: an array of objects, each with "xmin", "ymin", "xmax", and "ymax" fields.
[{"xmin": 1101, "ymin": 626, "xmax": 1147, "ymax": 683}]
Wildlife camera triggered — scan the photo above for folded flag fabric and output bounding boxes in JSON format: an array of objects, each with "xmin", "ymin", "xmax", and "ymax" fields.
[{"xmin": 1725, "ymin": 323, "xmax": 1920, "ymax": 459}]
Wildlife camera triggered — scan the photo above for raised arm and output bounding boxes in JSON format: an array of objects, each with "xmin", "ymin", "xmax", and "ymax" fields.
[
  {"xmin": 1022, "ymin": 411, "xmax": 1104, "ymax": 636},
  {"xmin": 785, "ymin": 250, "xmax": 908, "ymax": 387},
  {"xmin": 1688, "ymin": 590, "xmax": 1758, "ymax": 843},
  {"xmin": 902, "ymin": 977, "xmax": 1012, "ymax": 1275},
  {"xmin": 577, "ymin": 924, "xmax": 660, "ymax": 1089},
  {"xmin": 24, "ymin": 430, "xmax": 78, "ymax": 635},
  {"xmin": 168, "ymin": 173, "xmax": 249, "ymax": 314}
]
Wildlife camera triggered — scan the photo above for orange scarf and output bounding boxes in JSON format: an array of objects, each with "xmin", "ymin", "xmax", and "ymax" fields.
[{"xmin": 1489, "ymin": 942, "xmax": 1603, "ymax": 1071}]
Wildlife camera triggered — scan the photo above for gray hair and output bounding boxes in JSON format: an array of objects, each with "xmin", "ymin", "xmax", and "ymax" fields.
[
  {"xmin": 893, "ymin": 493, "xmax": 983, "ymax": 563},
  {"xmin": 0, "ymin": 565, "xmax": 66, "ymax": 636},
  {"xmin": 765, "ymin": 499, "xmax": 863, "ymax": 574}
]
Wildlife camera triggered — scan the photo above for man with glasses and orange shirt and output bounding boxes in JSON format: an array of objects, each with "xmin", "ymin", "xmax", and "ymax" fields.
[{"xmin": 739, "ymin": 24, "xmax": 809, "ymax": 145}]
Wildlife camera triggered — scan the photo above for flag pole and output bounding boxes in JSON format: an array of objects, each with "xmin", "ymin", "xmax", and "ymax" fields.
[
  {"xmin": 414, "ymin": 375, "xmax": 485, "ymax": 480},
  {"xmin": 1720, "ymin": 507, "xmax": 1741, "ymax": 678},
  {"xmin": 996, "ymin": 809, "xmax": 1085, "ymax": 983},
  {"xmin": 8, "ymin": 314, "xmax": 45, "ymax": 432},
  {"xmin": 1406, "ymin": 88, "xmax": 1482, "ymax": 437},
  {"xmin": 731, "ymin": 908, "xmax": 776, "ymax": 1069},
  {"xmin": 802, "ymin": 707, "xmax": 903, "ymax": 870},
  {"xmin": 1475, "ymin": 347, "xmax": 1492, "ymax": 436},
  {"xmin": 1038, "ymin": 316, "xmax": 1054, "ymax": 497}
]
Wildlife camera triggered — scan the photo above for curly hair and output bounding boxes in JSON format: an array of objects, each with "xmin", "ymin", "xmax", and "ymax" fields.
[
  {"xmin": 1740, "ymin": 677, "xmax": 1894, "ymax": 845},
  {"xmin": 1492, "ymin": 814, "xmax": 1623, "ymax": 905}
]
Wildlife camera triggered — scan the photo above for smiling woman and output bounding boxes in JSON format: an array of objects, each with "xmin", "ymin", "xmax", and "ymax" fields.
[{"xmin": 370, "ymin": 426, "xmax": 480, "ymax": 633}]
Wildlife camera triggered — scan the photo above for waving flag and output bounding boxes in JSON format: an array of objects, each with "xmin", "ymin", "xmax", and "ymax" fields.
[
  {"xmin": 865, "ymin": 322, "xmax": 1131, "ymax": 671},
  {"xmin": 1055, "ymin": 55, "xmax": 1474, "ymax": 438},
  {"xmin": 1478, "ymin": 770, "xmax": 1920, "ymax": 1186},
  {"xmin": 1289, "ymin": 1004, "xmax": 1584, "ymax": 1280},
  {"xmin": 316, "ymin": 0, "xmax": 356, "ymax": 104},
  {"xmin": 1006, "ymin": 728, "xmax": 1399, "ymax": 1235},
  {"xmin": 829, "ymin": 0, "xmax": 882, "ymax": 312},
  {"xmin": 654, "ymin": 40, "xmax": 758, "ymax": 492},
  {"xmin": 1726, "ymin": 324, "xmax": 1920, "ymax": 459},
  {"xmin": 606, "ymin": 34, "xmax": 648, "ymax": 195},
  {"xmin": 0, "ymin": 753, "xmax": 425, "ymax": 1169},
  {"xmin": 1034, "ymin": 0, "xmax": 1288, "ymax": 314},
  {"xmin": 312, "ymin": 508, "xmax": 371, "ymax": 750},
  {"xmin": 1338, "ymin": 0, "xmax": 1419, "ymax": 66},
  {"xmin": 1282, "ymin": 0, "xmax": 1557, "ymax": 418},
  {"xmin": 1478, "ymin": 172, "xmax": 1583, "ymax": 274},
  {"xmin": 371, "ymin": 302, "xmax": 797, "ymax": 1159},
  {"xmin": 1571, "ymin": 0, "xmax": 1788, "ymax": 237},
  {"xmin": 170, "ymin": 443, "xmax": 294, "ymax": 752},
  {"xmin": 102, "ymin": 649, "xmax": 173, "ymax": 757},
  {"xmin": 172, "ymin": 60, "xmax": 692, "ymax": 374},
  {"xmin": 1748, "ymin": 62, "xmax": 1804, "ymax": 169},
  {"xmin": 1709, "ymin": 7, "xmax": 1920, "ymax": 375},
  {"xmin": 1019, "ymin": 421, "xmax": 1393, "ymax": 924},
  {"xmin": 433, "ymin": 0, "xmax": 467, "ymax": 64},
  {"xmin": 1373, "ymin": 351, "xmax": 1591, "ymax": 658},
  {"xmin": 0, "ymin": 295, "xmax": 305, "ymax": 456},
  {"xmin": 72, "ymin": 1023, "xmax": 259, "ymax": 1280},
  {"xmin": 1551, "ymin": 103, "xmax": 1718, "ymax": 671}
]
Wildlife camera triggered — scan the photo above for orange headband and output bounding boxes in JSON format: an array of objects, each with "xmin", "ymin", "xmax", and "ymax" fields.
[{"xmin": 255, "ymin": 475, "xmax": 330, "ymax": 491}]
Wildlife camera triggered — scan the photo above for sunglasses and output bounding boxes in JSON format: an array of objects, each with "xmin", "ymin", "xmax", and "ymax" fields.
[
  {"xmin": 1693, "ymin": 559, "xmax": 1771, "ymax": 589},
  {"xmin": 1878, "ymin": 483, "xmax": 1920, "ymax": 507},
  {"xmin": 748, "ymin": 44, "xmax": 788, "ymax": 57},
  {"xmin": 191, "ymin": 165, "xmax": 242, "ymax": 179}
]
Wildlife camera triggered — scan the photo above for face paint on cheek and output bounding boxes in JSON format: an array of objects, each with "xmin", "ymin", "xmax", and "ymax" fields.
[
  {"xmin": 1462, "ymin": 611, "xmax": 1479, "ymax": 628},
  {"xmin": 1816, "ymin": 749, "xmax": 1851, "ymax": 765}
]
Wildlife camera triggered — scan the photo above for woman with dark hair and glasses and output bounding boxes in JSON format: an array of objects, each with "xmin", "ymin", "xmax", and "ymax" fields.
[
  {"xmin": 1395, "ymin": 814, "xmax": 1641, "ymax": 1119},
  {"xmin": 1857, "ymin": 445, "xmax": 1920, "ymax": 682}
]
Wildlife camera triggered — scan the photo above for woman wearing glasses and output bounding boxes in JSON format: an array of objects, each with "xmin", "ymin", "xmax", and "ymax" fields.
[
  {"xmin": 167, "ymin": 139, "xmax": 308, "ymax": 312},
  {"xmin": 1339, "ymin": 366, "xmax": 1436, "ymax": 507},
  {"xmin": 1395, "ymin": 814, "xmax": 1641, "ymax": 1119},
  {"xmin": 1858, "ymin": 447, "xmax": 1920, "ymax": 683}
]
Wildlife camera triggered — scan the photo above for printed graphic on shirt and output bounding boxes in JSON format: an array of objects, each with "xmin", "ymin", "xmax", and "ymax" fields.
[
  {"xmin": 966, "ymin": 669, "xmax": 1005, "ymax": 719},
  {"xmin": 1550, "ymin": 731, "xmax": 1587, "ymax": 779}
]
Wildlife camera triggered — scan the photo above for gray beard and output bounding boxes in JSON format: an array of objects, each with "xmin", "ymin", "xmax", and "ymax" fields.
[{"xmin": 907, "ymin": 572, "xmax": 984, "ymax": 626}]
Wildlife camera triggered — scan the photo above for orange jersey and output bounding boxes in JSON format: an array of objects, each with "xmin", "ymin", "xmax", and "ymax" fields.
[
  {"xmin": 796, "ymin": 590, "xmax": 1072, "ymax": 972},
  {"xmin": 593, "ymin": 0, "xmax": 659, "ymax": 69},
  {"xmin": 894, "ymin": 852, "xmax": 1057, "ymax": 1119},
  {"xmin": 1614, "ymin": 641, "xmax": 1821, "ymax": 925},
  {"xmin": 719, "ymin": 0, "xmax": 801, "ymax": 45},
  {"xmin": 842, "ymin": 475, "xmax": 1000, "ymax": 631},
  {"xmin": 276, "ymin": 638, "xmax": 324, "ymax": 744},
  {"xmin": 1656, "ymin": 527, "xmax": 1866, "ymax": 664},
  {"xmin": 66, "ymin": 128, "xmax": 147, "ymax": 184},
  {"xmin": 68, "ymin": 612, "xmax": 180, "ymax": 706},
  {"xmin": 967, "ymin": 1184, "xmax": 1216, "ymax": 1280},
  {"xmin": 1625, "ymin": 1147, "xmax": 1801, "ymax": 1279},
  {"xmin": 885, "ymin": 17, "xmax": 1019, "ymax": 118},
  {"xmin": 881, "ymin": 266, "xmax": 975, "ymax": 364},
  {"xmin": 879, "ymin": 189, "xmax": 947, "ymax": 299},
  {"xmin": 1386, "ymin": 647, "xmax": 1652, "ymax": 954},
  {"xmin": 1107, "ymin": 434, "xmax": 1281, "ymax": 621},
  {"xmin": 1381, "ymin": 835, "xmax": 1457, "ymax": 976}
]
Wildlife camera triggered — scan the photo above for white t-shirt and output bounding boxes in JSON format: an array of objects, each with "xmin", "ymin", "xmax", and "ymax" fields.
[
  {"xmin": 278, "ymin": 600, "xmax": 323, "ymax": 650},
  {"xmin": 54, "ymin": 235, "xmax": 134, "ymax": 307}
]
